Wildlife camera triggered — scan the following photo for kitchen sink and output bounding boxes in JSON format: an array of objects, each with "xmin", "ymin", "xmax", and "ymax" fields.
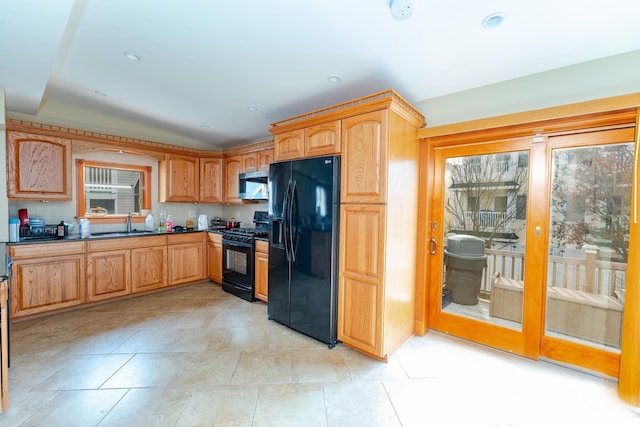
[{"xmin": 88, "ymin": 230, "xmax": 158, "ymax": 238}]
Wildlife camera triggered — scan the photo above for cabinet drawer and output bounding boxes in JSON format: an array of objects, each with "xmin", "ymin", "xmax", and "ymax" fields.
[
  {"xmin": 168, "ymin": 232, "xmax": 205, "ymax": 245},
  {"xmin": 87, "ymin": 235, "xmax": 167, "ymax": 252},
  {"xmin": 207, "ymin": 232, "xmax": 223, "ymax": 244},
  {"xmin": 255, "ymin": 239, "xmax": 268, "ymax": 253},
  {"xmin": 9, "ymin": 241, "xmax": 85, "ymax": 259}
]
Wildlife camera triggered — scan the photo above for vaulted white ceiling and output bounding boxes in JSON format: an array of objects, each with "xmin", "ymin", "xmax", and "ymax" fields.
[{"xmin": 2, "ymin": 0, "xmax": 640, "ymax": 149}]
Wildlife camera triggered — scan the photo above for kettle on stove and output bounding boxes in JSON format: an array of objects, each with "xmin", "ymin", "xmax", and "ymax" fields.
[{"xmin": 197, "ymin": 214, "xmax": 208, "ymax": 231}]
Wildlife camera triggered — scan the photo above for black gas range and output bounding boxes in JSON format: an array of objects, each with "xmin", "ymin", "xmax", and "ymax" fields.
[{"xmin": 221, "ymin": 211, "xmax": 269, "ymax": 302}]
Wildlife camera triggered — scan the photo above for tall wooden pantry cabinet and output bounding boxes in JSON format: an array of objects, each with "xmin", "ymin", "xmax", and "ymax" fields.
[{"xmin": 270, "ymin": 90, "xmax": 425, "ymax": 360}]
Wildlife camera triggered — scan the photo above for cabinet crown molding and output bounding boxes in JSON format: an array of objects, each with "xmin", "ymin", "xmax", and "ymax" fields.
[
  {"xmin": 6, "ymin": 118, "xmax": 273, "ymax": 158},
  {"xmin": 269, "ymin": 89, "xmax": 425, "ymax": 135}
]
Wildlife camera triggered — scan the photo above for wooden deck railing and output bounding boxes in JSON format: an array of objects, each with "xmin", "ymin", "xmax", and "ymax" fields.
[
  {"xmin": 478, "ymin": 247, "xmax": 626, "ymax": 298},
  {"xmin": 462, "ymin": 211, "xmax": 508, "ymax": 228}
]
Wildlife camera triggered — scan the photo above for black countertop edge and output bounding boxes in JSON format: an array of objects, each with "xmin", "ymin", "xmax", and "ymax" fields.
[{"xmin": 8, "ymin": 229, "xmax": 228, "ymax": 245}]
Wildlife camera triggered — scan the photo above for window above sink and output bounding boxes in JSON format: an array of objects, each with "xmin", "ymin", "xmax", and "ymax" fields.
[{"xmin": 76, "ymin": 159, "xmax": 152, "ymax": 223}]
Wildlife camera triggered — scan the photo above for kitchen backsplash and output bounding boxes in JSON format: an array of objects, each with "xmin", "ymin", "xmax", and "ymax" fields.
[{"xmin": 8, "ymin": 150, "xmax": 268, "ymax": 234}]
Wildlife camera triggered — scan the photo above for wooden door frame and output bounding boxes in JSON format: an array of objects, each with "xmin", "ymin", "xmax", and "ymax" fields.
[{"xmin": 415, "ymin": 98, "xmax": 640, "ymax": 404}]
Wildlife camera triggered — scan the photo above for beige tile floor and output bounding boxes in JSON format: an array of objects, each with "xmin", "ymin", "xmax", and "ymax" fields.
[{"xmin": 3, "ymin": 281, "xmax": 640, "ymax": 426}]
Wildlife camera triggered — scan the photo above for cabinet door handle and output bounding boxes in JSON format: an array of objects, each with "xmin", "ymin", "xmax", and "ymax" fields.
[{"xmin": 431, "ymin": 237, "xmax": 437, "ymax": 255}]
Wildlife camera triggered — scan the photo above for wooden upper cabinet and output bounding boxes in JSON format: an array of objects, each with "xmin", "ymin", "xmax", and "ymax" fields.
[
  {"xmin": 257, "ymin": 149, "xmax": 274, "ymax": 171},
  {"xmin": 7, "ymin": 131, "xmax": 72, "ymax": 200},
  {"xmin": 242, "ymin": 153, "xmax": 258, "ymax": 172},
  {"xmin": 305, "ymin": 120, "xmax": 341, "ymax": 157},
  {"xmin": 274, "ymin": 129, "xmax": 304, "ymax": 161},
  {"xmin": 199, "ymin": 157, "xmax": 223, "ymax": 203},
  {"xmin": 224, "ymin": 155, "xmax": 242, "ymax": 203},
  {"xmin": 159, "ymin": 153, "xmax": 199, "ymax": 202},
  {"xmin": 341, "ymin": 110, "xmax": 388, "ymax": 204},
  {"xmin": 244, "ymin": 149, "xmax": 273, "ymax": 172}
]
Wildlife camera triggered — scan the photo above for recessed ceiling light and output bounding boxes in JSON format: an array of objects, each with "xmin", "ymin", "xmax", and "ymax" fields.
[
  {"xmin": 247, "ymin": 107, "xmax": 258, "ymax": 112},
  {"xmin": 123, "ymin": 50, "xmax": 142, "ymax": 61},
  {"xmin": 482, "ymin": 12, "xmax": 505, "ymax": 29},
  {"xmin": 327, "ymin": 75, "xmax": 341, "ymax": 84},
  {"xmin": 389, "ymin": 0, "xmax": 414, "ymax": 20},
  {"xmin": 93, "ymin": 90, "xmax": 108, "ymax": 96}
]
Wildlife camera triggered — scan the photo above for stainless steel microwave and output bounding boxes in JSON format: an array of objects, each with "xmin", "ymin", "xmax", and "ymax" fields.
[{"xmin": 238, "ymin": 170, "xmax": 268, "ymax": 201}]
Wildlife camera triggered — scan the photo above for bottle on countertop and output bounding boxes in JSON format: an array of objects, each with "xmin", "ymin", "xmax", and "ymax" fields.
[
  {"xmin": 159, "ymin": 212, "xmax": 166, "ymax": 232},
  {"xmin": 57, "ymin": 220, "xmax": 66, "ymax": 239},
  {"xmin": 145, "ymin": 213, "xmax": 155, "ymax": 231},
  {"xmin": 80, "ymin": 218, "xmax": 91, "ymax": 238},
  {"xmin": 166, "ymin": 214, "xmax": 174, "ymax": 232},
  {"xmin": 9, "ymin": 218, "xmax": 19, "ymax": 242}
]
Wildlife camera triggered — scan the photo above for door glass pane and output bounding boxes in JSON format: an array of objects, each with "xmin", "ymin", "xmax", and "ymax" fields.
[
  {"xmin": 442, "ymin": 151, "xmax": 529, "ymax": 330},
  {"xmin": 225, "ymin": 248, "xmax": 247, "ymax": 275},
  {"xmin": 546, "ymin": 143, "xmax": 633, "ymax": 351}
]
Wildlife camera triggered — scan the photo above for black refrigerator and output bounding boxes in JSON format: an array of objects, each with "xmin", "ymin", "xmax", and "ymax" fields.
[{"xmin": 268, "ymin": 155, "xmax": 340, "ymax": 348}]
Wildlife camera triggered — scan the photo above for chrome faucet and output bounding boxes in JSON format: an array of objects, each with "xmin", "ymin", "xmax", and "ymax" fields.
[{"xmin": 126, "ymin": 213, "xmax": 132, "ymax": 233}]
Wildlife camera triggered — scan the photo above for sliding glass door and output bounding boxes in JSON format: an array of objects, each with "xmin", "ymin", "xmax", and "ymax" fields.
[
  {"xmin": 429, "ymin": 127, "xmax": 635, "ymax": 375},
  {"xmin": 540, "ymin": 129, "xmax": 634, "ymax": 377},
  {"xmin": 429, "ymin": 138, "xmax": 543, "ymax": 357}
]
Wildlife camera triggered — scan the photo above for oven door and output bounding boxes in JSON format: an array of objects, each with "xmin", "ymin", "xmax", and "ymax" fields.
[{"xmin": 221, "ymin": 239, "xmax": 256, "ymax": 301}]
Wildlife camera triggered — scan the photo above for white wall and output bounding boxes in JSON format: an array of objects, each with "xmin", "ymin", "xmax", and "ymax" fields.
[
  {"xmin": 414, "ymin": 49, "xmax": 640, "ymax": 127},
  {"xmin": 0, "ymin": 86, "xmax": 8, "ymax": 242}
]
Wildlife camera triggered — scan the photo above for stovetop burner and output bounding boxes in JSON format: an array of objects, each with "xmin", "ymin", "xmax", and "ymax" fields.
[
  {"xmin": 222, "ymin": 211, "xmax": 269, "ymax": 244},
  {"xmin": 222, "ymin": 227, "xmax": 268, "ymax": 243},
  {"xmin": 223, "ymin": 227, "xmax": 267, "ymax": 237}
]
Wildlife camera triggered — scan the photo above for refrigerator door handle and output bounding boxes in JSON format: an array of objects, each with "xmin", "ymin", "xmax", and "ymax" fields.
[
  {"xmin": 283, "ymin": 179, "xmax": 292, "ymax": 262},
  {"xmin": 289, "ymin": 179, "xmax": 298, "ymax": 262}
]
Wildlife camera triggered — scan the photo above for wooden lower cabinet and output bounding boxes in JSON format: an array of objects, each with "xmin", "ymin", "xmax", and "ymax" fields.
[
  {"xmin": 87, "ymin": 235, "xmax": 168, "ymax": 301},
  {"xmin": 8, "ymin": 233, "xmax": 210, "ymax": 319},
  {"xmin": 338, "ymin": 204, "xmax": 386, "ymax": 358},
  {"xmin": 87, "ymin": 249, "xmax": 131, "ymax": 302},
  {"xmin": 338, "ymin": 202, "xmax": 417, "ymax": 360},
  {"xmin": 9, "ymin": 241, "xmax": 86, "ymax": 318},
  {"xmin": 207, "ymin": 233, "xmax": 223, "ymax": 283},
  {"xmin": 254, "ymin": 239, "xmax": 269, "ymax": 302},
  {"xmin": 168, "ymin": 233, "xmax": 205, "ymax": 286},
  {"xmin": 339, "ymin": 274, "xmax": 381, "ymax": 355},
  {"xmin": 11, "ymin": 256, "xmax": 85, "ymax": 318},
  {"xmin": 131, "ymin": 246, "xmax": 167, "ymax": 292}
]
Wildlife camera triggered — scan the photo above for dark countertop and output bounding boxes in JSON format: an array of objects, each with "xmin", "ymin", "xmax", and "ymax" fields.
[{"xmin": 10, "ymin": 229, "xmax": 216, "ymax": 245}]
